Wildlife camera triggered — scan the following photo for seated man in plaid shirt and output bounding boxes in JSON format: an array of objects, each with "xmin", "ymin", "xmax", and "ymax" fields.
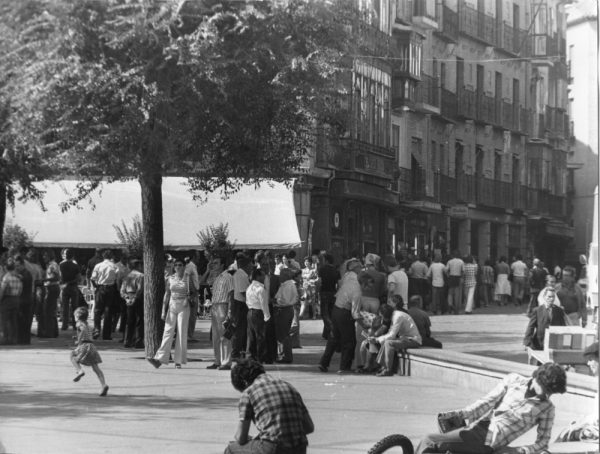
[
  {"xmin": 416, "ymin": 362, "xmax": 567, "ymax": 454},
  {"xmin": 225, "ymin": 358, "xmax": 314, "ymax": 454}
]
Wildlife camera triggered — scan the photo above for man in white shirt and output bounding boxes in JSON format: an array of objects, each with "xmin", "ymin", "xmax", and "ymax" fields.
[
  {"xmin": 387, "ymin": 258, "xmax": 409, "ymax": 309},
  {"xmin": 511, "ymin": 254, "xmax": 529, "ymax": 307},
  {"xmin": 245, "ymin": 269, "xmax": 270, "ymax": 363},
  {"xmin": 231, "ymin": 253, "xmax": 251, "ymax": 360},
  {"xmin": 427, "ymin": 254, "xmax": 446, "ymax": 314},
  {"xmin": 90, "ymin": 250, "xmax": 119, "ymax": 340},
  {"xmin": 374, "ymin": 300, "xmax": 421, "ymax": 376},
  {"xmin": 444, "ymin": 250, "xmax": 464, "ymax": 315}
]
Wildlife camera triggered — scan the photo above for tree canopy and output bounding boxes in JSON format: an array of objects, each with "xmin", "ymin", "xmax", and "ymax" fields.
[{"xmin": 2, "ymin": 0, "xmax": 361, "ymax": 353}]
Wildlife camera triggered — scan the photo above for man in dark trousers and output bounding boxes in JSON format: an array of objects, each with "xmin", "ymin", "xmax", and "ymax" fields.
[
  {"xmin": 231, "ymin": 253, "xmax": 252, "ymax": 360},
  {"xmin": 317, "ymin": 253, "xmax": 339, "ymax": 340},
  {"xmin": 59, "ymin": 248, "xmax": 81, "ymax": 330},
  {"xmin": 523, "ymin": 287, "xmax": 569, "ymax": 351}
]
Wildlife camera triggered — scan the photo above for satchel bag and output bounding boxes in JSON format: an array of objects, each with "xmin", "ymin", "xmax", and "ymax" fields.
[{"xmin": 222, "ymin": 318, "xmax": 235, "ymax": 340}]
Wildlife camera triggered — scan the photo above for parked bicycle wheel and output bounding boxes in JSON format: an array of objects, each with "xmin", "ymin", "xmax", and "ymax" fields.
[{"xmin": 367, "ymin": 434, "xmax": 414, "ymax": 454}]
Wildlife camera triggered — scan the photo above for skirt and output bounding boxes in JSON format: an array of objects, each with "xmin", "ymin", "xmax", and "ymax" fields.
[
  {"xmin": 72, "ymin": 343, "xmax": 102, "ymax": 366},
  {"xmin": 495, "ymin": 274, "xmax": 511, "ymax": 296}
]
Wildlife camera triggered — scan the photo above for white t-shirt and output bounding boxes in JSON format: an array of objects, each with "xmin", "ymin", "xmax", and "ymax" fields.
[
  {"xmin": 388, "ymin": 269, "xmax": 408, "ymax": 308},
  {"xmin": 427, "ymin": 262, "xmax": 446, "ymax": 288}
]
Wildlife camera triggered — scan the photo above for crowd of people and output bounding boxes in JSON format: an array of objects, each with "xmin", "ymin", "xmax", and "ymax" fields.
[{"xmin": 0, "ymin": 246, "xmax": 145, "ymax": 350}]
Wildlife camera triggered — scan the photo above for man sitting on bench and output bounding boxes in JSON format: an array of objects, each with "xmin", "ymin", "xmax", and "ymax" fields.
[{"xmin": 416, "ymin": 362, "xmax": 567, "ymax": 454}]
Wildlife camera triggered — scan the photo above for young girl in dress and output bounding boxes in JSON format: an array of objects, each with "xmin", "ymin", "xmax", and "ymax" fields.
[{"xmin": 71, "ymin": 306, "xmax": 109, "ymax": 396}]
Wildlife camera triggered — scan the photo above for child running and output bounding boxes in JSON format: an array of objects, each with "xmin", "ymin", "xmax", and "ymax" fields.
[{"xmin": 70, "ymin": 306, "xmax": 109, "ymax": 396}]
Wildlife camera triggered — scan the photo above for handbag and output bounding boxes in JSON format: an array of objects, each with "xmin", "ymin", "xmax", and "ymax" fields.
[{"xmin": 222, "ymin": 318, "xmax": 235, "ymax": 340}]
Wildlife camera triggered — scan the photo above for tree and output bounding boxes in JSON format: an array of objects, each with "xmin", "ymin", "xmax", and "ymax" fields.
[
  {"xmin": 0, "ymin": 1, "xmax": 58, "ymax": 246},
  {"xmin": 3, "ymin": 223, "xmax": 33, "ymax": 255},
  {"xmin": 114, "ymin": 215, "xmax": 144, "ymax": 259},
  {"xmin": 5, "ymin": 0, "xmax": 360, "ymax": 356},
  {"xmin": 197, "ymin": 222, "xmax": 235, "ymax": 259}
]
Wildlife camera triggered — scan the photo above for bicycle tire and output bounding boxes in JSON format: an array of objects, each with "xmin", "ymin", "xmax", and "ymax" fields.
[{"xmin": 367, "ymin": 434, "xmax": 414, "ymax": 454}]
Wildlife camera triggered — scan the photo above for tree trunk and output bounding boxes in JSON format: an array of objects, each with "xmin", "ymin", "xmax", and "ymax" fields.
[
  {"xmin": 140, "ymin": 173, "xmax": 165, "ymax": 358},
  {"xmin": 0, "ymin": 184, "xmax": 6, "ymax": 247}
]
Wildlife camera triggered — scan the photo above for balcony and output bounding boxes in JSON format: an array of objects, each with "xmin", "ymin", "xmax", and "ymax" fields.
[
  {"xmin": 497, "ymin": 23, "xmax": 530, "ymax": 57},
  {"xmin": 477, "ymin": 93, "xmax": 497, "ymax": 125},
  {"xmin": 333, "ymin": 138, "xmax": 396, "ymax": 181},
  {"xmin": 436, "ymin": 4, "xmax": 458, "ymax": 42},
  {"xmin": 441, "ymin": 88, "xmax": 457, "ymax": 118},
  {"xmin": 532, "ymin": 34, "xmax": 559, "ymax": 59},
  {"xmin": 355, "ymin": 20, "xmax": 392, "ymax": 57},
  {"xmin": 401, "ymin": 169, "xmax": 567, "ymax": 219},
  {"xmin": 459, "ymin": 2, "xmax": 497, "ymax": 46},
  {"xmin": 501, "ymin": 100, "xmax": 514, "ymax": 130},
  {"xmin": 457, "ymin": 87, "xmax": 476, "ymax": 119},
  {"xmin": 416, "ymin": 73, "xmax": 440, "ymax": 112},
  {"xmin": 545, "ymin": 106, "xmax": 568, "ymax": 138},
  {"xmin": 412, "ymin": 0, "xmax": 438, "ymax": 29}
]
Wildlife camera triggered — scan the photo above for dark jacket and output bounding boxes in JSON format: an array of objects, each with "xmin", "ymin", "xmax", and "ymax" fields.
[{"xmin": 523, "ymin": 304, "xmax": 568, "ymax": 350}]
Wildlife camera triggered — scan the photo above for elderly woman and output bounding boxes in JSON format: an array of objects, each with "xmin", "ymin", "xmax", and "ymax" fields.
[{"xmin": 147, "ymin": 257, "xmax": 198, "ymax": 369}]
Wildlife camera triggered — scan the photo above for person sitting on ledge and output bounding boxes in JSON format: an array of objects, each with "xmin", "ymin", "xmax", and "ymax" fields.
[
  {"xmin": 407, "ymin": 295, "xmax": 442, "ymax": 349},
  {"xmin": 373, "ymin": 294, "xmax": 421, "ymax": 377},
  {"xmin": 416, "ymin": 362, "xmax": 567, "ymax": 454}
]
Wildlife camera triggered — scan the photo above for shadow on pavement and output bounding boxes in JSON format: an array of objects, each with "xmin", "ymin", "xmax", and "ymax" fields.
[{"xmin": 0, "ymin": 385, "xmax": 238, "ymax": 419}]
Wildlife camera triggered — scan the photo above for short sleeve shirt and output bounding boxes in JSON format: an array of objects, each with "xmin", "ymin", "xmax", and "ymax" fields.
[
  {"xmin": 238, "ymin": 374, "xmax": 310, "ymax": 449},
  {"xmin": 233, "ymin": 268, "xmax": 249, "ymax": 302}
]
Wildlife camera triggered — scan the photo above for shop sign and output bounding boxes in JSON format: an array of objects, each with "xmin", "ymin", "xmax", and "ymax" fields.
[
  {"xmin": 333, "ymin": 212, "xmax": 340, "ymax": 228},
  {"xmin": 449, "ymin": 206, "xmax": 469, "ymax": 218}
]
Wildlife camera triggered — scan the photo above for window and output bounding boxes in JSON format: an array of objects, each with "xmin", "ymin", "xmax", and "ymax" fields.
[{"xmin": 352, "ymin": 61, "xmax": 391, "ymax": 147}]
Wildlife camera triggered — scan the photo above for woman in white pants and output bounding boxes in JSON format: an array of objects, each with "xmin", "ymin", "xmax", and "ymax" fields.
[{"xmin": 147, "ymin": 258, "xmax": 197, "ymax": 369}]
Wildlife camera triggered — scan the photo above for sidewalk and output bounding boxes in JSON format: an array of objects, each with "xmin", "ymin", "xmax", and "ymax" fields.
[{"xmin": 0, "ymin": 307, "xmax": 587, "ymax": 454}]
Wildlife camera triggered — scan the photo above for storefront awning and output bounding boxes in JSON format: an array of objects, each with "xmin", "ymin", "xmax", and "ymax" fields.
[{"xmin": 7, "ymin": 178, "xmax": 301, "ymax": 250}]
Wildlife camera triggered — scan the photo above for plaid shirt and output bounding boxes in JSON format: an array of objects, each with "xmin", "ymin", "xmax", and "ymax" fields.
[
  {"xmin": 457, "ymin": 373, "xmax": 555, "ymax": 454},
  {"xmin": 1, "ymin": 272, "xmax": 23, "ymax": 297},
  {"xmin": 211, "ymin": 270, "xmax": 233, "ymax": 304},
  {"xmin": 463, "ymin": 263, "xmax": 478, "ymax": 288},
  {"xmin": 238, "ymin": 374, "xmax": 311, "ymax": 449}
]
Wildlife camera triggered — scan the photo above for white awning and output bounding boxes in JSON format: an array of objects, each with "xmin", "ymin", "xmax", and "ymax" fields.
[{"xmin": 7, "ymin": 178, "xmax": 301, "ymax": 250}]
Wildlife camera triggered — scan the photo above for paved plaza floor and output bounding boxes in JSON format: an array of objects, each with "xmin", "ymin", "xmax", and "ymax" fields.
[{"xmin": 0, "ymin": 305, "xmax": 587, "ymax": 454}]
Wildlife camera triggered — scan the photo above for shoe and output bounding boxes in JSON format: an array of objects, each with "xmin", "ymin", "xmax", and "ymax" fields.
[
  {"xmin": 218, "ymin": 364, "xmax": 231, "ymax": 371},
  {"xmin": 206, "ymin": 364, "xmax": 219, "ymax": 369},
  {"xmin": 146, "ymin": 358, "xmax": 162, "ymax": 369},
  {"xmin": 61, "ymin": 326, "xmax": 68, "ymax": 331},
  {"xmin": 102, "ymin": 337, "xmax": 112, "ymax": 341},
  {"xmin": 376, "ymin": 370, "xmax": 393, "ymax": 377},
  {"xmin": 92, "ymin": 331, "xmax": 100, "ymax": 340},
  {"xmin": 73, "ymin": 371, "xmax": 85, "ymax": 382},
  {"xmin": 123, "ymin": 343, "xmax": 133, "ymax": 348},
  {"xmin": 336, "ymin": 369, "xmax": 353, "ymax": 375},
  {"xmin": 99, "ymin": 385, "xmax": 109, "ymax": 397},
  {"xmin": 464, "ymin": 312, "xmax": 472, "ymax": 315},
  {"xmin": 318, "ymin": 365, "xmax": 328, "ymax": 373},
  {"xmin": 134, "ymin": 343, "xmax": 145, "ymax": 349},
  {"xmin": 188, "ymin": 337, "xmax": 199, "ymax": 343},
  {"xmin": 175, "ymin": 363, "xmax": 181, "ymax": 369},
  {"xmin": 275, "ymin": 359, "xmax": 292, "ymax": 364}
]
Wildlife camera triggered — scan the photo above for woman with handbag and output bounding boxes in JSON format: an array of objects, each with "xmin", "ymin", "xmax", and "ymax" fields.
[{"xmin": 147, "ymin": 258, "xmax": 198, "ymax": 369}]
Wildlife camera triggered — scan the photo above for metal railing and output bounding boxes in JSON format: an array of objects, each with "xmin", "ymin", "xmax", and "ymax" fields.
[
  {"xmin": 334, "ymin": 138, "xmax": 396, "ymax": 180},
  {"xmin": 457, "ymin": 87, "xmax": 476, "ymax": 119},
  {"xmin": 417, "ymin": 73, "xmax": 440, "ymax": 107},
  {"xmin": 441, "ymin": 88, "xmax": 457, "ymax": 118},
  {"xmin": 459, "ymin": 2, "xmax": 497, "ymax": 46},
  {"xmin": 438, "ymin": 4, "xmax": 458, "ymax": 41},
  {"xmin": 400, "ymin": 170, "xmax": 567, "ymax": 219}
]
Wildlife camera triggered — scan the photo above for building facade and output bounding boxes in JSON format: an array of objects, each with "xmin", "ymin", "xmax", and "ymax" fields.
[
  {"xmin": 565, "ymin": 0, "xmax": 598, "ymax": 265},
  {"xmin": 296, "ymin": 0, "xmax": 573, "ymax": 267}
]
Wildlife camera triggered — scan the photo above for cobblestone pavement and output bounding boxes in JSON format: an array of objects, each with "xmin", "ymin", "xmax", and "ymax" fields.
[{"xmin": 0, "ymin": 304, "xmax": 585, "ymax": 454}]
